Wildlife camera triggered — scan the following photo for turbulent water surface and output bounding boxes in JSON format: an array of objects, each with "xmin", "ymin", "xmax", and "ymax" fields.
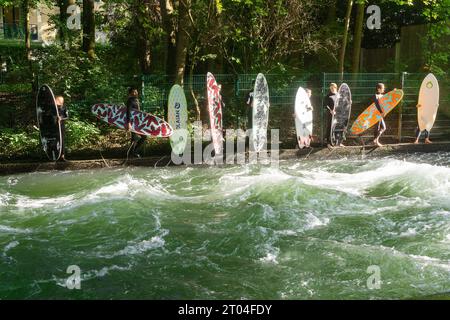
[{"xmin": 0, "ymin": 153, "xmax": 449, "ymax": 299}]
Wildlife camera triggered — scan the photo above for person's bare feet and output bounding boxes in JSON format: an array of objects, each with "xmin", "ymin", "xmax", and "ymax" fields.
[
  {"xmin": 374, "ymin": 139, "xmax": 383, "ymax": 147},
  {"xmin": 425, "ymin": 138, "xmax": 432, "ymax": 144},
  {"xmin": 339, "ymin": 143, "xmax": 345, "ymax": 147},
  {"xmin": 414, "ymin": 140, "xmax": 419, "ymax": 144}
]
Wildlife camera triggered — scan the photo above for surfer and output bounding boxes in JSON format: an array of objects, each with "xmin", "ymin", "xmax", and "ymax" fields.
[
  {"xmin": 414, "ymin": 105, "xmax": 432, "ymax": 144},
  {"xmin": 55, "ymin": 95, "xmax": 68, "ymax": 161},
  {"xmin": 305, "ymin": 89, "xmax": 314, "ymax": 145},
  {"xmin": 246, "ymin": 80, "xmax": 255, "ymax": 130},
  {"xmin": 126, "ymin": 87, "xmax": 147, "ymax": 158},
  {"xmin": 323, "ymin": 83, "xmax": 338, "ymax": 146},
  {"xmin": 372, "ymin": 83, "xmax": 386, "ymax": 147}
]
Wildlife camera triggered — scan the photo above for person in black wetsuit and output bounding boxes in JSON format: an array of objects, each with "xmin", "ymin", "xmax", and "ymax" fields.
[
  {"xmin": 126, "ymin": 87, "xmax": 146, "ymax": 158},
  {"xmin": 246, "ymin": 80, "xmax": 255, "ymax": 131},
  {"xmin": 55, "ymin": 96, "xmax": 68, "ymax": 161},
  {"xmin": 372, "ymin": 83, "xmax": 386, "ymax": 147},
  {"xmin": 323, "ymin": 83, "xmax": 338, "ymax": 145},
  {"xmin": 414, "ymin": 104, "xmax": 432, "ymax": 144}
]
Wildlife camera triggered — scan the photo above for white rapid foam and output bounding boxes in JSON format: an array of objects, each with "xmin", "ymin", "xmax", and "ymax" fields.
[
  {"xmin": 218, "ymin": 167, "xmax": 292, "ymax": 197},
  {"xmin": 0, "ymin": 225, "xmax": 32, "ymax": 234},
  {"xmin": 109, "ymin": 229, "xmax": 169, "ymax": 258},
  {"xmin": 299, "ymin": 159, "xmax": 450, "ymax": 198},
  {"xmin": 3, "ymin": 240, "xmax": 19, "ymax": 253},
  {"xmin": 15, "ymin": 195, "xmax": 77, "ymax": 209},
  {"xmin": 0, "ymin": 192, "xmax": 12, "ymax": 207}
]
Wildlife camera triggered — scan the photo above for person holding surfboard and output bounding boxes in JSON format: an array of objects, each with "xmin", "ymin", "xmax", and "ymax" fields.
[
  {"xmin": 414, "ymin": 109, "xmax": 432, "ymax": 144},
  {"xmin": 372, "ymin": 83, "xmax": 387, "ymax": 147},
  {"xmin": 246, "ymin": 80, "xmax": 256, "ymax": 130},
  {"xmin": 304, "ymin": 88, "xmax": 314, "ymax": 146},
  {"xmin": 126, "ymin": 87, "xmax": 147, "ymax": 158},
  {"xmin": 414, "ymin": 73, "xmax": 439, "ymax": 144},
  {"xmin": 55, "ymin": 95, "xmax": 69, "ymax": 161},
  {"xmin": 324, "ymin": 83, "xmax": 338, "ymax": 145}
]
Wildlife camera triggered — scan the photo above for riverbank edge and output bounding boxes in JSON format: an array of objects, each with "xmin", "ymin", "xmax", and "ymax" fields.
[{"xmin": 1, "ymin": 141, "xmax": 449, "ymax": 175}]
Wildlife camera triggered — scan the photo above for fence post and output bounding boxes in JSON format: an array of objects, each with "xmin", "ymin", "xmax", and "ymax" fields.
[{"xmin": 398, "ymin": 72, "xmax": 406, "ymax": 143}]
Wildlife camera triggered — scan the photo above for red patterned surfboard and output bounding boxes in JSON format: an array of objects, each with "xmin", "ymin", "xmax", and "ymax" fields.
[
  {"xmin": 206, "ymin": 72, "xmax": 223, "ymax": 155},
  {"xmin": 91, "ymin": 104, "xmax": 173, "ymax": 137},
  {"xmin": 350, "ymin": 89, "xmax": 403, "ymax": 135}
]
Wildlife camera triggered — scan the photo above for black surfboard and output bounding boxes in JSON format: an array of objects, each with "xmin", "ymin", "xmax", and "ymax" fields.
[
  {"xmin": 330, "ymin": 83, "xmax": 352, "ymax": 146},
  {"xmin": 36, "ymin": 85, "xmax": 62, "ymax": 161}
]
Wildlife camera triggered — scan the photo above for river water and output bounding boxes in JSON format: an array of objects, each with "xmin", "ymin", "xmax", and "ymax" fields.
[{"xmin": 0, "ymin": 153, "xmax": 449, "ymax": 299}]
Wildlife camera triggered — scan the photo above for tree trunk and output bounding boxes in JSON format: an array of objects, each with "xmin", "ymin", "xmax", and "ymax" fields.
[
  {"xmin": 57, "ymin": 0, "xmax": 68, "ymax": 44},
  {"xmin": 139, "ymin": 38, "xmax": 152, "ymax": 74},
  {"xmin": 22, "ymin": 0, "xmax": 35, "ymax": 92},
  {"xmin": 174, "ymin": 0, "xmax": 191, "ymax": 85},
  {"xmin": 160, "ymin": 0, "xmax": 177, "ymax": 80},
  {"xmin": 82, "ymin": 0, "xmax": 95, "ymax": 59},
  {"xmin": 351, "ymin": 2, "xmax": 365, "ymax": 73},
  {"xmin": 137, "ymin": 1, "xmax": 152, "ymax": 74},
  {"xmin": 338, "ymin": 0, "xmax": 353, "ymax": 76},
  {"xmin": 189, "ymin": 62, "xmax": 201, "ymax": 120}
]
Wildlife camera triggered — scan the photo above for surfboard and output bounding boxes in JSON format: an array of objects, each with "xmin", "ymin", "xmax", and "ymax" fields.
[
  {"xmin": 331, "ymin": 83, "xmax": 352, "ymax": 146},
  {"xmin": 36, "ymin": 85, "xmax": 62, "ymax": 161},
  {"xmin": 168, "ymin": 85, "xmax": 188, "ymax": 154},
  {"xmin": 294, "ymin": 87, "xmax": 313, "ymax": 149},
  {"xmin": 91, "ymin": 104, "xmax": 173, "ymax": 137},
  {"xmin": 252, "ymin": 73, "xmax": 270, "ymax": 152},
  {"xmin": 206, "ymin": 72, "xmax": 223, "ymax": 155},
  {"xmin": 350, "ymin": 89, "xmax": 404, "ymax": 135},
  {"xmin": 417, "ymin": 73, "xmax": 439, "ymax": 132}
]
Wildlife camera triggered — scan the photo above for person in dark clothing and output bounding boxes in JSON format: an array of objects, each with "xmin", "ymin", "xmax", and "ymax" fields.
[
  {"xmin": 414, "ymin": 104, "xmax": 432, "ymax": 144},
  {"xmin": 323, "ymin": 83, "xmax": 338, "ymax": 145},
  {"xmin": 55, "ymin": 96, "xmax": 68, "ymax": 161},
  {"xmin": 414, "ymin": 126, "xmax": 431, "ymax": 144},
  {"xmin": 126, "ymin": 87, "xmax": 147, "ymax": 158},
  {"xmin": 246, "ymin": 80, "xmax": 255, "ymax": 130},
  {"xmin": 372, "ymin": 83, "xmax": 386, "ymax": 147}
]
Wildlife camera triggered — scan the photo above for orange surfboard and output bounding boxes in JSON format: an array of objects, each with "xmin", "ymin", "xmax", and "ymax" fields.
[{"xmin": 350, "ymin": 89, "xmax": 404, "ymax": 135}]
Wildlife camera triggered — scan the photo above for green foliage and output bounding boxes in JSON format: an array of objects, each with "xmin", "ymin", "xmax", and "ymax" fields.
[
  {"xmin": 65, "ymin": 119, "xmax": 101, "ymax": 150},
  {"xmin": 422, "ymin": 0, "xmax": 450, "ymax": 75},
  {"xmin": 31, "ymin": 45, "xmax": 134, "ymax": 103},
  {"xmin": 0, "ymin": 127, "xmax": 40, "ymax": 158}
]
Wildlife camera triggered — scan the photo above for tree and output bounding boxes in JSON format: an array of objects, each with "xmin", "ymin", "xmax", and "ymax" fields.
[
  {"xmin": 339, "ymin": 0, "xmax": 353, "ymax": 75},
  {"xmin": 351, "ymin": 0, "xmax": 365, "ymax": 73},
  {"xmin": 220, "ymin": 0, "xmax": 337, "ymax": 72},
  {"xmin": 174, "ymin": 0, "xmax": 191, "ymax": 84},
  {"xmin": 82, "ymin": 0, "xmax": 95, "ymax": 59},
  {"xmin": 160, "ymin": 0, "xmax": 177, "ymax": 79},
  {"xmin": 56, "ymin": 0, "xmax": 68, "ymax": 44}
]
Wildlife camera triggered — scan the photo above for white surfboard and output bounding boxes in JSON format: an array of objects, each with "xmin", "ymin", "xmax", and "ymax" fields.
[
  {"xmin": 252, "ymin": 73, "xmax": 270, "ymax": 152},
  {"xmin": 168, "ymin": 84, "xmax": 188, "ymax": 155},
  {"xmin": 294, "ymin": 87, "xmax": 313, "ymax": 149},
  {"xmin": 418, "ymin": 73, "xmax": 439, "ymax": 132}
]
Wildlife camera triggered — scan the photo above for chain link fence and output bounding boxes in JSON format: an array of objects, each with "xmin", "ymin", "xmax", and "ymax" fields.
[{"xmin": 143, "ymin": 72, "xmax": 450, "ymax": 146}]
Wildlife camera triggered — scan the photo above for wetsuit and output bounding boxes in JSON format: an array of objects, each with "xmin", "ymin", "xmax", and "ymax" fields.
[
  {"xmin": 126, "ymin": 96, "xmax": 147, "ymax": 157},
  {"xmin": 57, "ymin": 104, "xmax": 68, "ymax": 159},
  {"xmin": 246, "ymin": 90, "xmax": 254, "ymax": 130},
  {"xmin": 324, "ymin": 92, "xmax": 338, "ymax": 144},
  {"xmin": 372, "ymin": 93, "xmax": 386, "ymax": 139},
  {"xmin": 415, "ymin": 127, "xmax": 429, "ymax": 140}
]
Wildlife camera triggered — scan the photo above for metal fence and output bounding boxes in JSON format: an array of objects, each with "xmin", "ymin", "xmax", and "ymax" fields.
[
  {"xmin": 142, "ymin": 72, "xmax": 450, "ymax": 145},
  {"xmin": 0, "ymin": 23, "xmax": 25, "ymax": 40}
]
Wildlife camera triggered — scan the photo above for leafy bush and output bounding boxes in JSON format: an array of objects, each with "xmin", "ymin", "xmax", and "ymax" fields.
[
  {"xmin": 0, "ymin": 128, "xmax": 40, "ymax": 159},
  {"xmin": 65, "ymin": 119, "xmax": 101, "ymax": 150}
]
